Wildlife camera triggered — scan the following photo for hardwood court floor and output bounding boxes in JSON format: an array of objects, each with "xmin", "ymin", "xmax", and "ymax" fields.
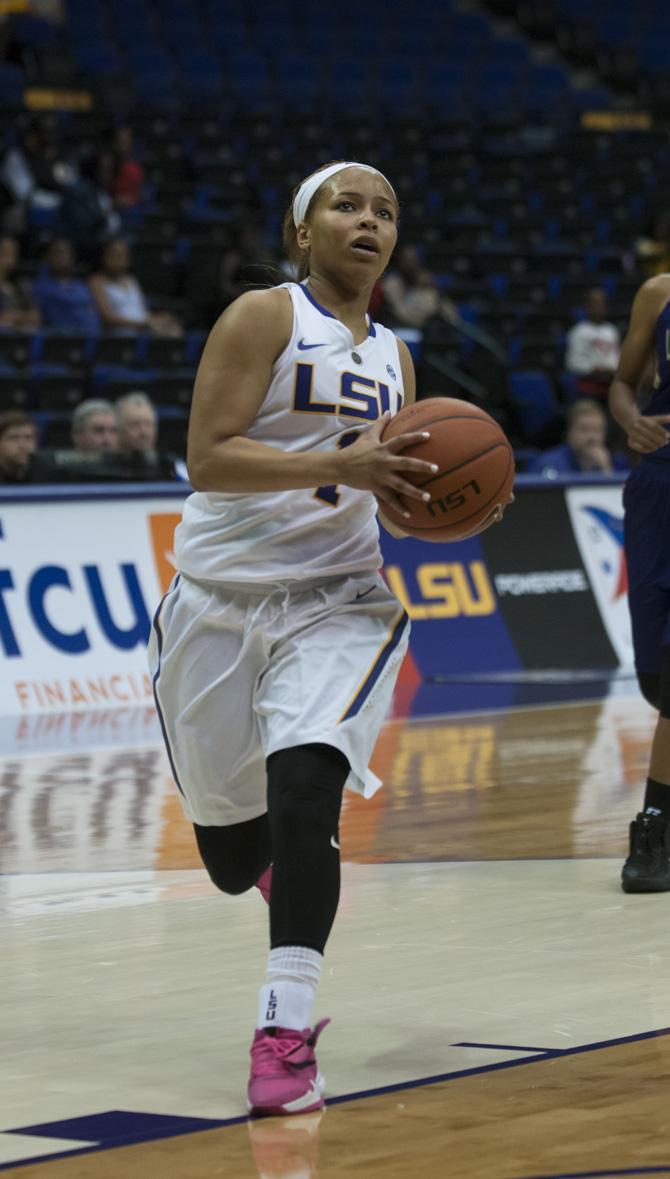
[
  {"xmin": 4, "ymin": 1032, "xmax": 669, "ymax": 1178},
  {"xmin": 1, "ymin": 688, "xmax": 668, "ymax": 1177}
]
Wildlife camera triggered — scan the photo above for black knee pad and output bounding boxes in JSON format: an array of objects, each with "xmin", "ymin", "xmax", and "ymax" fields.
[
  {"xmin": 639, "ymin": 672, "xmax": 661, "ymax": 712},
  {"xmin": 266, "ymin": 743, "xmax": 348, "ymax": 833}
]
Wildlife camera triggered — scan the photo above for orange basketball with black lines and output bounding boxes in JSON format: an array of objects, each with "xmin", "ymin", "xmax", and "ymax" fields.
[{"xmin": 381, "ymin": 397, "xmax": 515, "ymax": 542}]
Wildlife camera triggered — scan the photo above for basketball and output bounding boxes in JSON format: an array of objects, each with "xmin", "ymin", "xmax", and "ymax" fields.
[{"xmin": 381, "ymin": 397, "xmax": 515, "ymax": 541}]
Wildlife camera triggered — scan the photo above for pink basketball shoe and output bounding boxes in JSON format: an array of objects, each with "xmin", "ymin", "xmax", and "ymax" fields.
[
  {"xmin": 247, "ymin": 1019, "xmax": 330, "ymax": 1117},
  {"xmin": 255, "ymin": 866, "xmax": 272, "ymax": 905}
]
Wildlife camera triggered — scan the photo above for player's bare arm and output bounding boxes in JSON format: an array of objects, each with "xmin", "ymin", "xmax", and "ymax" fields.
[
  {"xmin": 610, "ymin": 276, "xmax": 670, "ymax": 452},
  {"xmin": 187, "ymin": 289, "xmax": 436, "ymax": 501},
  {"xmin": 376, "ymin": 337, "xmax": 417, "ymax": 533}
]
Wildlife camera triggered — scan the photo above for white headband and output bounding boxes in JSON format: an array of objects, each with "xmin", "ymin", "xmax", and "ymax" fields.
[{"xmin": 292, "ymin": 161, "xmax": 396, "ymax": 227}]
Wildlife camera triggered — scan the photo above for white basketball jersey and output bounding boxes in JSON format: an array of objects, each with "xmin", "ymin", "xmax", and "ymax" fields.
[{"xmin": 174, "ymin": 282, "xmax": 405, "ymax": 586}]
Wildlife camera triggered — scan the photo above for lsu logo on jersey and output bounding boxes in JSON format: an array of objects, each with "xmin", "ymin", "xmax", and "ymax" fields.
[
  {"xmin": 293, "ymin": 361, "xmax": 403, "ymax": 507},
  {"xmin": 293, "ymin": 362, "xmax": 397, "ymax": 420}
]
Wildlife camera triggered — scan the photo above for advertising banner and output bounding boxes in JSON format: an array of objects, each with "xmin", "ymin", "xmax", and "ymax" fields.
[
  {"xmin": 0, "ymin": 493, "xmax": 185, "ymax": 715},
  {"xmin": 0, "ymin": 478, "xmax": 631, "ymax": 716},
  {"xmin": 565, "ymin": 484, "xmax": 633, "ymax": 670},
  {"xmin": 478, "ymin": 488, "xmax": 619, "ymax": 671}
]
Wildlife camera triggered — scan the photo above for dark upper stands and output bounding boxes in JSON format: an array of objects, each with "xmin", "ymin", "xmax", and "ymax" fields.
[{"xmin": 2, "ymin": 0, "xmax": 670, "ymax": 460}]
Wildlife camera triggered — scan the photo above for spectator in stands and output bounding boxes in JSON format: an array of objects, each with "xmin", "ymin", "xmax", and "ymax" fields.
[
  {"xmin": 0, "ymin": 115, "xmax": 76, "ymax": 235},
  {"xmin": 0, "ymin": 409, "xmax": 37, "ymax": 483},
  {"xmin": 382, "ymin": 245, "xmax": 457, "ymax": 329},
  {"xmin": 32, "ymin": 238, "xmax": 100, "ymax": 332},
  {"xmin": 57, "ymin": 149, "xmax": 122, "ymax": 264},
  {"xmin": 564, "ymin": 287, "xmax": 620, "ymax": 400},
  {"xmin": 0, "ymin": 235, "xmax": 40, "ymax": 330},
  {"xmin": 71, "ymin": 399, "xmax": 118, "ymax": 452},
  {"xmin": 529, "ymin": 399, "xmax": 629, "ymax": 478},
  {"xmin": 220, "ymin": 222, "xmax": 275, "ymax": 308},
  {"xmin": 115, "ymin": 390, "xmax": 185, "ymax": 479},
  {"xmin": 111, "ymin": 126, "xmax": 145, "ymax": 209},
  {"xmin": 89, "ymin": 238, "xmax": 182, "ymax": 336}
]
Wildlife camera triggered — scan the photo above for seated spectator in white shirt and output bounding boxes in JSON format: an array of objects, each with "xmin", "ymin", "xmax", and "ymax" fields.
[
  {"xmin": 564, "ymin": 287, "xmax": 620, "ymax": 401},
  {"xmin": 88, "ymin": 239, "xmax": 182, "ymax": 336}
]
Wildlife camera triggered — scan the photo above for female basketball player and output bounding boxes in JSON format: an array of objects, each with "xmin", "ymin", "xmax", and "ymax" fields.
[
  {"xmin": 609, "ymin": 274, "xmax": 670, "ymax": 891},
  {"xmin": 148, "ymin": 162, "xmax": 440, "ymax": 1117}
]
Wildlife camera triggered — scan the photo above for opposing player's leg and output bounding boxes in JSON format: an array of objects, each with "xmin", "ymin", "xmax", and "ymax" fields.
[
  {"xmin": 623, "ymin": 646, "xmax": 670, "ymax": 892},
  {"xmin": 622, "ymin": 468, "xmax": 670, "ymax": 890}
]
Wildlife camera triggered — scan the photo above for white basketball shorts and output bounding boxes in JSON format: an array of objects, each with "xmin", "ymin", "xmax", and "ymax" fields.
[{"xmin": 147, "ymin": 572, "xmax": 410, "ymax": 827}]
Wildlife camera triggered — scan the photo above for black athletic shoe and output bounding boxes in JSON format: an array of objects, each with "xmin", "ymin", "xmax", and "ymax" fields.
[{"xmin": 622, "ymin": 812, "xmax": 670, "ymax": 893}]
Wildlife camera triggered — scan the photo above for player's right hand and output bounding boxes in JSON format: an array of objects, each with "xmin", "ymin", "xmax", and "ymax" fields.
[
  {"xmin": 334, "ymin": 412, "xmax": 438, "ymax": 518},
  {"xmin": 625, "ymin": 411, "xmax": 670, "ymax": 453}
]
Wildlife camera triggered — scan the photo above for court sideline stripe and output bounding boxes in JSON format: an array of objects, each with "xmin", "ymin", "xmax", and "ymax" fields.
[
  {"xmin": 3, "ymin": 1023, "xmax": 670, "ymax": 1172},
  {"xmin": 518, "ymin": 1167, "xmax": 670, "ymax": 1178}
]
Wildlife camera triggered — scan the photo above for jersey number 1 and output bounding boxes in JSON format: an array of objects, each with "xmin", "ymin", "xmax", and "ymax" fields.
[{"xmin": 315, "ymin": 431, "xmax": 360, "ymax": 507}]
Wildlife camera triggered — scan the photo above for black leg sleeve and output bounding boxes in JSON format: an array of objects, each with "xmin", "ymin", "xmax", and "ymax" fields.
[{"xmin": 266, "ymin": 742, "xmax": 349, "ymax": 954}]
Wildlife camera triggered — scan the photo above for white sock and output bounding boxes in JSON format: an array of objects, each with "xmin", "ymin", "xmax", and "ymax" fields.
[{"xmin": 257, "ymin": 946, "xmax": 323, "ymax": 1031}]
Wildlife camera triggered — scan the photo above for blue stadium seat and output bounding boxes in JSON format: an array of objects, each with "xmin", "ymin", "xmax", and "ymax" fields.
[
  {"xmin": 92, "ymin": 365, "xmax": 148, "ymax": 394},
  {"xmin": 571, "ymin": 86, "xmax": 612, "ymax": 109},
  {"xmin": 530, "ymin": 63, "xmax": 570, "ymax": 90},
  {"xmin": 34, "ymin": 333, "xmax": 94, "ymax": 367},
  {"xmin": 480, "ymin": 64, "xmax": 526, "ymax": 88},
  {"xmin": 178, "ymin": 50, "xmax": 223, "ymax": 99},
  {"xmin": 637, "ymin": 41, "xmax": 670, "ymax": 74},
  {"xmin": 0, "ymin": 372, "xmax": 32, "ymax": 409},
  {"xmin": 74, "ymin": 43, "xmax": 120, "ymax": 76},
  {"xmin": 137, "ymin": 336, "xmax": 189, "ymax": 368},
  {"xmin": 226, "ymin": 53, "xmax": 272, "ymax": 105},
  {"xmin": 0, "ymin": 64, "xmax": 24, "ymax": 102},
  {"xmin": 329, "ymin": 59, "xmax": 369, "ymax": 107},
  {"xmin": 276, "ymin": 57, "xmax": 320, "ymax": 106},
  {"xmin": 11, "ymin": 14, "xmax": 60, "ymax": 50},
  {"xmin": 162, "ymin": 18, "xmax": 208, "ymax": 52},
  {"xmin": 252, "ymin": 20, "xmax": 297, "ymax": 54},
  {"xmin": 487, "ymin": 38, "xmax": 531, "ymax": 66},
  {"xmin": 32, "ymin": 370, "xmax": 88, "ymax": 411},
  {"xmin": 0, "ymin": 331, "xmax": 32, "ymax": 367},
  {"xmin": 93, "ymin": 337, "xmax": 141, "ymax": 367},
  {"xmin": 379, "ymin": 60, "xmax": 419, "ymax": 106},
  {"xmin": 509, "ymin": 370, "xmax": 559, "ymax": 437},
  {"xmin": 448, "ymin": 11, "xmax": 491, "ymax": 40},
  {"xmin": 126, "ymin": 47, "xmax": 173, "ymax": 72}
]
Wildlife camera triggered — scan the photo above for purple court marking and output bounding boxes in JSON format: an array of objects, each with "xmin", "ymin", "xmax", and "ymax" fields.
[
  {"xmin": 2, "ymin": 1025, "xmax": 670, "ymax": 1171},
  {"xmin": 7, "ymin": 1110, "xmax": 221, "ymax": 1143},
  {"xmin": 517, "ymin": 1170, "xmax": 670, "ymax": 1178}
]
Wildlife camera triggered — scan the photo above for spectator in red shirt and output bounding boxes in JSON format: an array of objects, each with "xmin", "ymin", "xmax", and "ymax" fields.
[{"xmin": 111, "ymin": 126, "xmax": 145, "ymax": 209}]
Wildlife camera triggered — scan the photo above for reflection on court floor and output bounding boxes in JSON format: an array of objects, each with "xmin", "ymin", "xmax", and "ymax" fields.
[{"xmin": 1, "ymin": 684, "xmax": 667, "ymax": 1177}]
